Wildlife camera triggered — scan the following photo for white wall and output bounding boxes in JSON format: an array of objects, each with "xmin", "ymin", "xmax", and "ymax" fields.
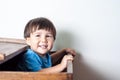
[{"xmin": 0, "ymin": 0, "xmax": 120, "ymax": 80}]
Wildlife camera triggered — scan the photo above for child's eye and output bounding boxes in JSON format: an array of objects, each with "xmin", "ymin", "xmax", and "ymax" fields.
[
  {"xmin": 35, "ymin": 34, "xmax": 41, "ymax": 37},
  {"xmin": 46, "ymin": 35, "xmax": 53, "ymax": 38},
  {"xmin": 46, "ymin": 35, "xmax": 51, "ymax": 37}
]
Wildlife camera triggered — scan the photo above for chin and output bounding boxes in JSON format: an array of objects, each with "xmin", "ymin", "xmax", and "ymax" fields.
[{"xmin": 38, "ymin": 50, "xmax": 48, "ymax": 54}]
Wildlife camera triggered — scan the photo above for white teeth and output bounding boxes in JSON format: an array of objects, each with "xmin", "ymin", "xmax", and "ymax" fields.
[{"xmin": 39, "ymin": 45, "xmax": 47, "ymax": 49}]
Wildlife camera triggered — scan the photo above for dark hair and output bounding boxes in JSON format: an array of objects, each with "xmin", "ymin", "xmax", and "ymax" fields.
[{"xmin": 24, "ymin": 17, "xmax": 56, "ymax": 40}]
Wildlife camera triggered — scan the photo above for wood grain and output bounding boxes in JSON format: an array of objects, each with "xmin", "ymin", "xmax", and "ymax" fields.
[
  {"xmin": 0, "ymin": 37, "xmax": 73, "ymax": 80},
  {"xmin": 0, "ymin": 72, "xmax": 72, "ymax": 80}
]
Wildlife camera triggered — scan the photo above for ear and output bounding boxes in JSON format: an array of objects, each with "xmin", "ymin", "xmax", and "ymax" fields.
[{"xmin": 25, "ymin": 38, "xmax": 31, "ymax": 46}]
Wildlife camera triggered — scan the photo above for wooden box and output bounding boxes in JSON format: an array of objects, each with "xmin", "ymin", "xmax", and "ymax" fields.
[{"xmin": 0, "ymin": 37, "xmax": 73, "ymax": 80}]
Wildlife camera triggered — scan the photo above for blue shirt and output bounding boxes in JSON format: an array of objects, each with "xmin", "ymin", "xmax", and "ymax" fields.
[{"xmin": 17, "ymin": 49, "xmax": 52, "ymax": 72}]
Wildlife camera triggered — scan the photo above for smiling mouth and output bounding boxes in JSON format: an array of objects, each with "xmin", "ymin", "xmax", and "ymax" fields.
[{"xmin": 39, "ymin": 45, "xmax": 48, "ymax": 49}]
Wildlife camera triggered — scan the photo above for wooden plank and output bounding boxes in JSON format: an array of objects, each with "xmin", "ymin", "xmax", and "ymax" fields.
[
  {"xmin": 0, "ymin": 43, "xmax": 27, "ymax": 56},
  {"xmin": 0, "ymin": 38, "xmax": 28, "ymax": 64},
  {"xmin": 0, "ymin": 37, "xmax": 73, "ymax": 80},
  {"xmin": 67, "ymin": 60, "xmax": 73, "ymax": 74},
  {"xmin": 67, "ymin": 54, "xmax": 73, "ymax": 74},
  {"xmin": 0, "ymin": 60, "xmax": 73, "ymax": 80},
  {"xmin": 0, "ymin": 37, "xmax": 26, "ymax": 44},
  {"xmin": 67, "ymin": 58, "xmax": 73, "ymax": 80},
  {"xmin": 0, "ymin": 72, "xmax": 69, "ymax": 80},
  {"xmin": 0, "ymin": 43, "xmax": 27, "ymax": 64}
]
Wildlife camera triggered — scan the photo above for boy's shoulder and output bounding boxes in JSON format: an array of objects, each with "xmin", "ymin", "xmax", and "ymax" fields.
[{"xmin": 24, "ymin": 49, "xmax": 37, "ymax": 58}]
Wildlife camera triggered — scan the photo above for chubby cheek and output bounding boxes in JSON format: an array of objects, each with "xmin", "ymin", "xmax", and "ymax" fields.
[
  {"xmin": 48, "ymin": 41, "xmax": 54, "ymax": 50},
  {"xmin": 30, "ymin": 40, "xmax": 39, "ymax": 49}
]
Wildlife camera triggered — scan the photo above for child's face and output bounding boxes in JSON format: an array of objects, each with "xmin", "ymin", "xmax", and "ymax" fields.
[{"xmin": 26, "ymin": 29, "xmax": 54, "ymax": 56}]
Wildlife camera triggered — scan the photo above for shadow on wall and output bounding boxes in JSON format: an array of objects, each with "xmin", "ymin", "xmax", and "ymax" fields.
[
  {"xmin": 55, "ymin": 30, "xmax": 106, "ymax": 80},
  {"xmin": 54, "ymin": 30, "xmax": 74, "ymax": 49},
  {"xmin": 73, "ymin": 53, "xmax": 107, "ymax": 80}
]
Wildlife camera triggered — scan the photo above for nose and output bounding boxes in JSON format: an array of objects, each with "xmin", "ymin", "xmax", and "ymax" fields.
[{"xmin": 41, "ymin": 36, "xmax": 47, "ymax": 43}]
